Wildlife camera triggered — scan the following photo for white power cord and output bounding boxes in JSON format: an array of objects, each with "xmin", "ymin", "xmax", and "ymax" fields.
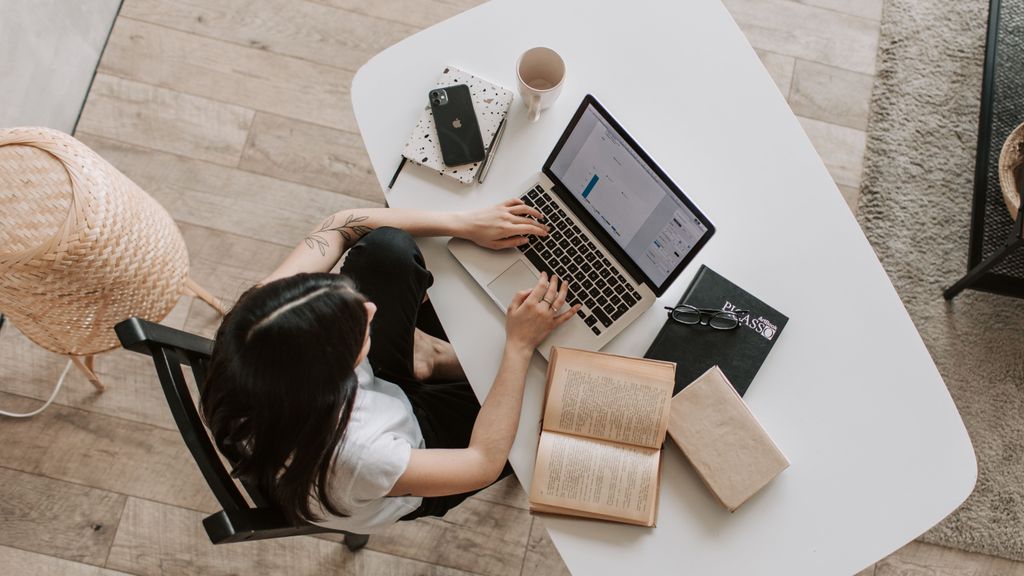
[
  {"xmin": 0, "ymin": 359, "xmax": 73, "ymax": 418},
  {"xmin": 0, "ymin": 313, "xmax": 73, "ymax": 418}
]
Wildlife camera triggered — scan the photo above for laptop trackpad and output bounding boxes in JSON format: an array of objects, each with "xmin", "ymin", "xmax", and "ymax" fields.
[{"xmin": 488, "ymin": 260, "xmax": 538, "ymax": 308}]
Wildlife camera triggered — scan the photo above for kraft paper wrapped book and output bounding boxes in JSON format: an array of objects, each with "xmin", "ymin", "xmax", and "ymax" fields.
[
  {"xmin": 529, "ymin": 347, "xmax": 676, "ymax": 527},
  {"xmin": 667, "ymin": 366, "xmax": 789, "ymax": 512}
]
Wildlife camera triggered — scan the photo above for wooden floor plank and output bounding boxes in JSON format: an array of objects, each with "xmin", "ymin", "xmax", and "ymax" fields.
[
  {"xmin": 521, "ymin": 518, "xmax": 571, "ymax": 576},
  {"xmin": 178, "ymin": 222, "xmax": 295, "ymax": 303},
  {"xmin": 854, "ymin": 564, "xmax": 876, "ymax": 576},
  {"xmin": 307, "ymin": 0, "xmax": 468, "ymax": 29},
  {"xmin": 106, "ymin": 497, "xmax": 478, "ymax": 576},
  {"xmin": 473, "ymin": 475, "xmax": 530, "ymax": 510},
  {"xmin": 439, "ymin": 497, "xmax": 532, "ymax": 544},
  {"xmin": 0, "ymin": 391, "xmax": 217, "ymax": 513},
  {"xmin": 183, "ymin": 297, "xmax": 227, "ymax": 341},
  {"xmin": 0, "ymin": 545, "xmax": 134, "ymax": 576},
  {"xmin": 76, "ymin": 74, "xmax": 253, "ymax": 166},
  {"xmin": 121, "ymin": 0, "xmax": 417, "ymax": 72},
  {"xmin": 755, "ymin": 49, "xmax": 797, "ymax": 98},
  {"xmin": 0, "ymin": 297, "xmax": 191, "ymax": 430},
  {"xmin": 795, "ymin": 0, "xmax": 884, "ymax": 21},
  {"xmin": 838, "ymin": 184, "xmax": 860, "ymax": 212},
  {"xmin": 0, "ymin": 467, "xmax": 126, "ymax": 567},
  {"xmin": 238, "ymin": 112, "xmax": 384, "ymax": 203},
  {"xmin": 99, "ymin": 17, "xmax": 356, "ymax": 132},
  {"xmin": 789, "ymin": 59, "xmax": 874, "ymax": 130},
  {"xmin": 435, "ymin": 0, "xmax": 483, "ymax": 10},
  {"xmin": 722, "ymin": 0, "xmax": 879, "ymax": 75},
  {"xmin": 77, "ymin": 134, "xmax": 382, "ymax": 247},
  {"xmin": 363, "ymin": 498, "xmax": 531, "ymax": 576},
  {"xmin": 798, "ymin": 116, "xmax": 866, "ymax": 188}
]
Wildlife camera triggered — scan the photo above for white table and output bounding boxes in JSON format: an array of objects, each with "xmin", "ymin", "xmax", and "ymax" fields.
[{"xmin": 351, "ymin": 1, "xmax": 977, "ymax": 573}]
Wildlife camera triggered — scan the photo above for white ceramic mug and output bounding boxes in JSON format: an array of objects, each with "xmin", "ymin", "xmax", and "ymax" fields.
[{"xmin": 516, "ymin": 47, "xmax": 565, "ymax": 123}]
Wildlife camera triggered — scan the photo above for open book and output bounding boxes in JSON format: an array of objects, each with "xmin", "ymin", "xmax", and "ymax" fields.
[{"xmin": 529, "ymin": 347, "xmax": 676, "ymax": 526}]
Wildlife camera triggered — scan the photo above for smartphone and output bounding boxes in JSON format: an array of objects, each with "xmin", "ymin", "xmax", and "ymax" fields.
[{"xmin": 429, "ymin": 84, "xmax": 485, "ymax": 166}]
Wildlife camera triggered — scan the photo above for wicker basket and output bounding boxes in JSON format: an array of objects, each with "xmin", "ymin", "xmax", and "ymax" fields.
[
  {"xmin": 999, "ymin": 121, "xmax": 1024, "ymax": 222},
  {"xmin": 0, "ymin": 127, "xmax": 223, "ymax": 390}
]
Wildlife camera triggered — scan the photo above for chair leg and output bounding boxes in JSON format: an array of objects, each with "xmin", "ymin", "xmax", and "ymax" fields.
[
  {"xmin": 70, "ymin": 355, "xmax": 105, "ymax": 392},
  {"xmin": 343, "ymin": 532, "xmax": 369, "ymax": 552},
  {"xmin": 184, "ymin": 277, "xmax": 227, "ymax": 316},
  {"xmin": 944, "ymin": 239, "xmax": 1024, "ymax": 299}
]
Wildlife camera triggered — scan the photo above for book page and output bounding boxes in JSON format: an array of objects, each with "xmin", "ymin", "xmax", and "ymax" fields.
[
  {"xmin": 543, "ymin": 348, "xmax": 675, "ymax": 449},
  {"xmin": 529, "ymin": 431, "xmax": 660, "ymax": 525}
]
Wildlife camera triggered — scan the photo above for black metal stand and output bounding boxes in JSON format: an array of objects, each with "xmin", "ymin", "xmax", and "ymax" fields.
[
  {"xmin": 945, "ymin": 202, "xmax": 1024, "ymax": 299},
  {"xmin": 944, "ymin": 0, "xmax": 1024, "ymax": 300}
]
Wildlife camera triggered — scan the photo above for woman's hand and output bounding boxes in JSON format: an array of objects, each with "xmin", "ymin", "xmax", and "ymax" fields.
[
  {"xmin": 457, "ymin": 199, "xmax": 550, "ymax": 250},
  {"xmin": 505, "ymin": 272, "xmax": 580, "ymax": 351}
]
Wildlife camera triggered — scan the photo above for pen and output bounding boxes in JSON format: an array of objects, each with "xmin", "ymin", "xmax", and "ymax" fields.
[
  {"xmin": 387, "ymin": 157, "xmax": 407, "ymax": 189},
  {"xmin": 477, "ymin": 117, "xmax": 507, "ymax": 184}
]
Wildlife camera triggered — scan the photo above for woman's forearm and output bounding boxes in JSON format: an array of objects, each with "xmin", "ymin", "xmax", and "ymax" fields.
[
  {"xmin": 263, "ymin": 207, "xmax": 459, "ymax": 284},
  {"xmin": 262, "ymin": 200, "xmax": 547, "ymax": 285},
  {"xmin": 466, "ymin": 341, "xmax": 533, "ymax": 478}
]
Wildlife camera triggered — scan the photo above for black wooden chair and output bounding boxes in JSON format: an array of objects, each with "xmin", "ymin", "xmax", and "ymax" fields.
[{"xmin": 114, "ymin": 317, "xmax": 369, "ymax": 551}]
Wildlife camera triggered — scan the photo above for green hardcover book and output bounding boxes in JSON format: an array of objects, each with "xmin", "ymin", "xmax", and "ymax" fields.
[{"xmin": 644, "ymin": 265, "xmax": 788, "ymax": 396}]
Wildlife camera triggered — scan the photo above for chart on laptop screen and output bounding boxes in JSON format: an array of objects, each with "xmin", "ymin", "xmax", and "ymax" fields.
[
  {"xmin": 559, "ymin": 125, "xmax": 662, "ymax": 244},
  {"xmin": 549, "ymin": 104, "xmax": 708, "ymax": 285}
]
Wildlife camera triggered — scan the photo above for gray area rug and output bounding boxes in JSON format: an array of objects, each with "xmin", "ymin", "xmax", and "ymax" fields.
[{"xmin": 859, "ymin": 0, "xmax": 1024, "ymax": 560}]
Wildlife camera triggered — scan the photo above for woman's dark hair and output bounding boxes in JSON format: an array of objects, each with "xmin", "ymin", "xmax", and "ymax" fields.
[{"xmin": 201, "ymin": 273, "xmax": 368, "ymax": 524}]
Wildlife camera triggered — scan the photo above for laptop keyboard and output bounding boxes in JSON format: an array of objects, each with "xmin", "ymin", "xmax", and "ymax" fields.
[{"xmin": 517, "ymin": 185, "xmax": 642, "ymax": 336}]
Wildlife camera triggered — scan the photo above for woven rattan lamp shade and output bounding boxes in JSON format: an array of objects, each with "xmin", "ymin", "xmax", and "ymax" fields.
[
  {"xmin": 1000, "ymin": 121, "xmax": 1024, "ymax": 222},
  {"xmin": 0, "ymin": 127, "xmax": 223, "ymax": 390}
]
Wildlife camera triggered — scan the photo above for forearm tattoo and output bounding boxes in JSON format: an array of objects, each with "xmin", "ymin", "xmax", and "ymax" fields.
[{"xmin": 304, "ymin": 213, "xmax": 374, "ymax": 256}]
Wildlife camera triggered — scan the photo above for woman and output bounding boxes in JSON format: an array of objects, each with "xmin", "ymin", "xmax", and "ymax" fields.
[{"xmin": 201, "ymin": 199, "xmax": 580, "ymax": 534}]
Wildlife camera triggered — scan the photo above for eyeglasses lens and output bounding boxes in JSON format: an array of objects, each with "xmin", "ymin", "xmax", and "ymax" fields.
[
  {"xmin": 709, "ymin": 313, "xmax": 739, "ymax": 330},
  {"xmin": 671, "ymin": 308, "xmax": 701, "ymax": 324}
]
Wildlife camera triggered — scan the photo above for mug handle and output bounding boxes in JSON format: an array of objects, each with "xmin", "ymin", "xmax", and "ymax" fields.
[{"xmin": 527, "ymin": 93, "xmax": 542, "ymax": 123}]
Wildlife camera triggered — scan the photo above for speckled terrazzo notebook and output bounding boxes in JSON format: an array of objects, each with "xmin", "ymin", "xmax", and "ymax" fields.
[{"xmin": 402, "ymin": 66, "xmax": 513, "ymax": 184}]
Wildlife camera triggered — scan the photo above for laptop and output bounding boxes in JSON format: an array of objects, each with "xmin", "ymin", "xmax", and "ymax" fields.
[{"xmin": 448, "ymin": 95, "xmax": 715, "ymax": 358}]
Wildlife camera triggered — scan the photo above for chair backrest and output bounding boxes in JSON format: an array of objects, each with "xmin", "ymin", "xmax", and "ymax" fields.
[{"xmin": 115, "ymin": 317, "xmax": 339, "ymax": 544}]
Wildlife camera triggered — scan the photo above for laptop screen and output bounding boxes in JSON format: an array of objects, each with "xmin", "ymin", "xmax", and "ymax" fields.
[{"xmin": 545, "ymin": 97, "xmax": 713, "ymax": 291}]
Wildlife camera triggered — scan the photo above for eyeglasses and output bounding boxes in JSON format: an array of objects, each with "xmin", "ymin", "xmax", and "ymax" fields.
[{"xmin": 663, "ymin": 305, "xmax": 749, "ymax": 330}]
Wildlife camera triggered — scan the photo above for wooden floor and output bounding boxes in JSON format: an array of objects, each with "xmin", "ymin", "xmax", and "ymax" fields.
[{"xmin": 0, "ymin": 0, "xmax": 1012, "ymax": 574}]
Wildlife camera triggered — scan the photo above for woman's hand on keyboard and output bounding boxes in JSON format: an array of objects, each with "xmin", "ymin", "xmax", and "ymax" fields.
[
  {"xmin": 505, "ymin": 272, "xmax": 580, "ymax": 350},
  {"xmin": 457, "ymin": 198, "xmax": 549, "ymax": 250}
]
